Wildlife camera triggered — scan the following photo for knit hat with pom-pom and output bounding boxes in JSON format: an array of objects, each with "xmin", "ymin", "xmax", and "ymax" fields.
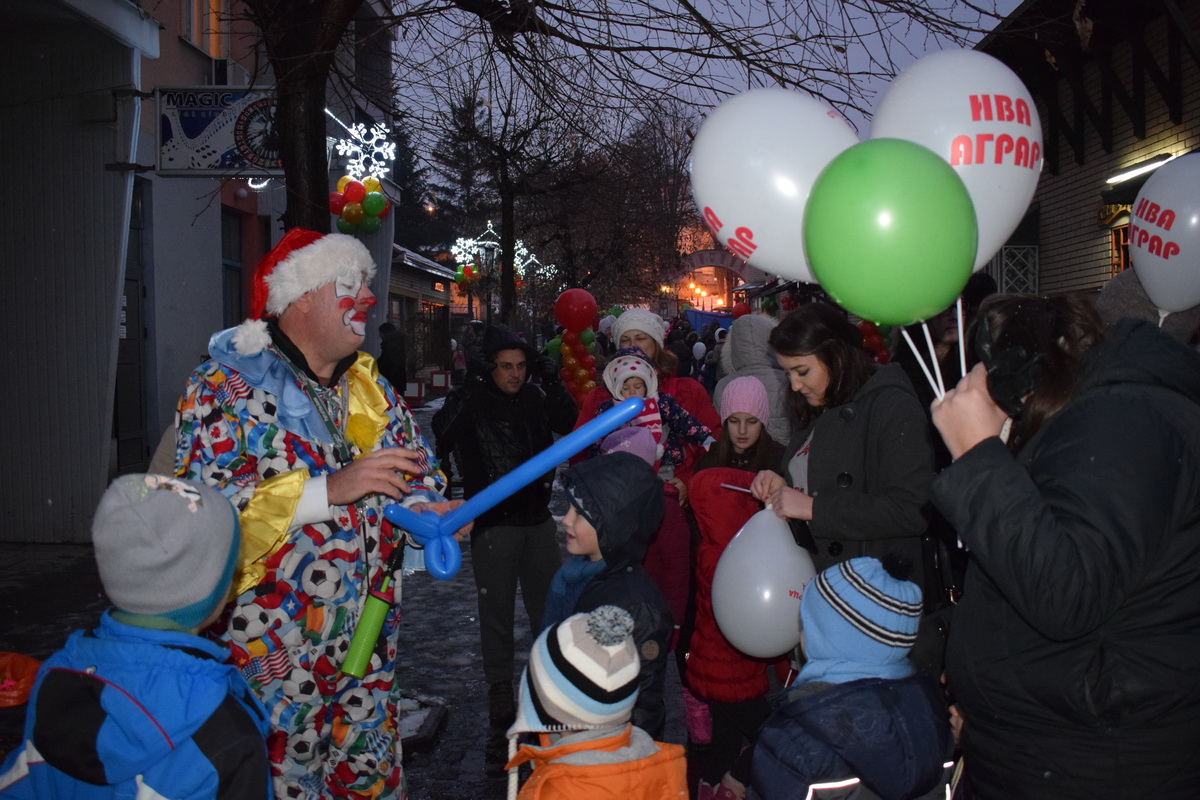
[
  {"xmin": 508, "ymin": 605, "xmax": 640, "ymax": 735},
  {"xmin": 231, "ymin": 228, "xmax": 377, "ymax": 355}
]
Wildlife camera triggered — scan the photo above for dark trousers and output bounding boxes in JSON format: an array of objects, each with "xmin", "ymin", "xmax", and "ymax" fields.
[{"xmin": 470, "ymin": 518, "xmax": 562, "ymax": 685}]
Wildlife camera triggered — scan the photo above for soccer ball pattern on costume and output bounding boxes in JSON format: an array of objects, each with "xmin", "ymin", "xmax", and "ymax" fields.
[{"xmin": 178, "ymin": 350, "xmax": 446, "ymax": 800}]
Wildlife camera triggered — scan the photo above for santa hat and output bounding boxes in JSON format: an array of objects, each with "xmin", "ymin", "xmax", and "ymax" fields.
[{"xmin": 231, "ymin": 229, "xmax": 377, "ymax": 355}]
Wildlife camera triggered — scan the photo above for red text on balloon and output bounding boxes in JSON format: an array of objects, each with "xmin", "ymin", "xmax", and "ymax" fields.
[
  {"xmin": 1135, "ymin": 198, "xmax": 1176, "ymax": 231},
  {"xmin": 969, "ymin": 94, "xmax": 1034, "ymax": 126}
]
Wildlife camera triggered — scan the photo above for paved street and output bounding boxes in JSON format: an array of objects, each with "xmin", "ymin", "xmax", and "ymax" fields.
[{"xmin": 0, "ymin": 394, "xmax": 684, "ymax": 797}]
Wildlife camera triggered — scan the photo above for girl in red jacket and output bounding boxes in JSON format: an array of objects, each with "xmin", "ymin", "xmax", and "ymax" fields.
[{"xmin": 686, "ymin": 377, "xmax": 786, "ymax": 800}]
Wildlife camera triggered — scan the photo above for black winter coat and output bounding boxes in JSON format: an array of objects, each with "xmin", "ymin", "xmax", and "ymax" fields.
[
  {"xmin": 782, "ymin": 363, "xmax": 935, "ymax": 589},
  {"xmin": 432, "ymin": 358, "xmax": 577, "ymax": 529},
  {"xmin": 934, "ymin": 320, "xmax": 1200, "ymax": 799}
]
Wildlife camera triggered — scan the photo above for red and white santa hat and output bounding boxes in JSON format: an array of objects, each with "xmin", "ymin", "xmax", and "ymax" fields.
[{"xmin": 231, "ymin": 228, "xmax": 377, "ymax": 355}]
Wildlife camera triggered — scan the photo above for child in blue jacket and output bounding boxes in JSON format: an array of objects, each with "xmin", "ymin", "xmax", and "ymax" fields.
[
  {"xmin": 0, "ymin": 474, "xmax": 272, "ymax": 800},
  {"xmin": 748, "ymin": 556, "xmax": 953, "ymax": 800}
]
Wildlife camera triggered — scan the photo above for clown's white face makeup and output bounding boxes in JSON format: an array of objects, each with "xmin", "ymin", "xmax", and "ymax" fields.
[{"xmin": 334, "ymin": 273, "xmax": 372, "ymax": 337}]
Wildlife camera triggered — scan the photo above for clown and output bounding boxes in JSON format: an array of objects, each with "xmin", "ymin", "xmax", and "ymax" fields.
[{"xmin": 176, "ymin": 229, "xmax": 465, "ymax": 799}]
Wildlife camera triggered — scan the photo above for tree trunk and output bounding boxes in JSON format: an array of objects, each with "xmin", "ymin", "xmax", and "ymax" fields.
[
  {"xmin": 276, "ymin": 70, "xmax": 335, "ymax": 231},
  {"xmin": 246, "ymin": 0, "xmax": 366, "ymax": 232}
]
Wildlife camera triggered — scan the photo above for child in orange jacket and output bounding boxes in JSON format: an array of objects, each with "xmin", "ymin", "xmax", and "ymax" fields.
[{"xmin": 504, "ymin": 606, "xmax": 687, "ymax": 799}]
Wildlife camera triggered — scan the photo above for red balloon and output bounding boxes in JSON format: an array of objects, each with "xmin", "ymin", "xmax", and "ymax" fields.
[
  {"xmin": 733, "ymin": 301, "xmax": 751, "ymax": 318},
  {"xmin": 559, "ymin": 367, "xmax": 572, "ymax": 382},
  {"xmin": 554, "ymin": 289, "xmax": 598, "ymax": 332},
  {"xmin": 582, "ymin": 355, "xmax": 596, "ymax": 369},
  {"xmin": 343, "ymin": 180, "xmax": 367, "ymax": 204},
  {"xmin": 563, "ymin": 330, "xmax": 579, "ymax": 346},
  {"xmin": 328, "ymin": 192, "xmax": 347, "ymax": 215},
  {"xmin": 463, "ymin": 265, "xmax": 474, "ymax": 279},
  {"xmin": 572, "ymin": 342, "xmax": 588, "ymax": 358}
]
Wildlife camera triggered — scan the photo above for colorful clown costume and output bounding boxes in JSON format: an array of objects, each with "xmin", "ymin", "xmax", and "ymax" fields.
[{"xmin": 177, "ymin": 324, "xmax": 447, "ymax": 800}]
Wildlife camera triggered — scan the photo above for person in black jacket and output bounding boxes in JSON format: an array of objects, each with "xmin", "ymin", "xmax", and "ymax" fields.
[
  {"xmin": 931, "ymin": 294, "xmax": 1200, "ymax": 799},
  {"xmin": 431, "ymin": 325, "xmax": 578, "ymax": 732},
  {"xmin": 540, "ymin": 451, "xmax": 674, "ymax": 739}
]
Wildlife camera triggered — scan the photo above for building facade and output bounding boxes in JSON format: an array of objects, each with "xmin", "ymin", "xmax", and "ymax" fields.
[{"xmin": 1, "ymin": 0, "xmax": 405, "ymax": 543}]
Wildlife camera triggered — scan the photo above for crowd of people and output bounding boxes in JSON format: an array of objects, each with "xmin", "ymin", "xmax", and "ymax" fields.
[{"xmin": 3, "ymin": 227, "xmax": 1199, "ymax": 800}]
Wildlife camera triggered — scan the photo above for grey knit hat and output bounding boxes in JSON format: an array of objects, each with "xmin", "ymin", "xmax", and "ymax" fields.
[{"xmin": 92, "ymin": 474, "xmax": 240, "ymax": 629}]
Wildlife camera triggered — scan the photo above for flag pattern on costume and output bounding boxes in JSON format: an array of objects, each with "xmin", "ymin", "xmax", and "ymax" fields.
[{"xmin": 178, "ymin": 350, "xmax": 445, "ymax": 800}]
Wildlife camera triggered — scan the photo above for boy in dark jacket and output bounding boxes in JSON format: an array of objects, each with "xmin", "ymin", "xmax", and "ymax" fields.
[
  {"xmin": 0, "ymin": 474, "xmax": 271, "ymax": 799},
  {"xmin": 540, "ymin": 451, "xmax": 674, "ymax": 739},
  {"xmin": 749, "ymin": 556, "xmax": 952, "ymax": 800}
]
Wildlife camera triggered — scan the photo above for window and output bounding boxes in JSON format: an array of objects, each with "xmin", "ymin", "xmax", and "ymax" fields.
[
  {"xmin": 1110, "ymin": 224, "xmax": 1131, "ymax": 276},
  {"xmin": 183, "ymin": 0, "xmax": 230, "ymax": 59}
]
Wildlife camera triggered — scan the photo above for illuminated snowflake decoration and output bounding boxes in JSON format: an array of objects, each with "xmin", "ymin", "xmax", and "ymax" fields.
[{"xmin": 334, "ymin": 122, "xmax": 397, "ymax": 181}]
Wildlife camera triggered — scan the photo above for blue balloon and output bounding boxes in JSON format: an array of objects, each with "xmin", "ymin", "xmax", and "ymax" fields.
[{"xmin": 384, "ymin": 397, "xmax": 645, "ymax": 579}]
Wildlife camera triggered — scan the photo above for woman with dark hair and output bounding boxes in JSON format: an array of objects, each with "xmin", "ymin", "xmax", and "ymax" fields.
[
  {"xmin": 749, "ymin": 302, "xmax": 935, "ymax": 590},
  {"xmin": 931, "ymin": 294, "xmax": 1200, "ymax": 798}
]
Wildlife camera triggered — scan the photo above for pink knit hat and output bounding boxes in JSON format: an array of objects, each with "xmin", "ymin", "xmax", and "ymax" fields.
[{"xmin": 720, "ymin": 376, "xmax": 770, "ymax": 424}]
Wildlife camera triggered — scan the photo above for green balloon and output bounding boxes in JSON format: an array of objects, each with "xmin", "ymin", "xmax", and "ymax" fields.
[
  {"xmin": 546, "ymin": 336, "xmax": 562, "ymax": 363},
  {"xmin": 610, "ymin": 306, "xmax": 623, "ymax": 317},
  {"xmin": 362, "ymin": 191, "xmax": 387, "ymax": 216},
  {"xmin": 803, "ymin": 138, "xmax": 977, "ymax": 326},
  {"xmin": 579, "ymin": 328, "xmax": 595, "ymax": 345},
  {"xmin": 336, "ymin": 216, "xmax": 358, "ymax": 235},
  {"xmin": 360, "ymin": 216, "xmax": 382, "ymax": 235}
]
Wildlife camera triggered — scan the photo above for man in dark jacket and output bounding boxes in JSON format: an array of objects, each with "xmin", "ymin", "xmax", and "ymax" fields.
[{"xmin": 431, "ymin": 325, "xmax": 577, "ymax": 730}]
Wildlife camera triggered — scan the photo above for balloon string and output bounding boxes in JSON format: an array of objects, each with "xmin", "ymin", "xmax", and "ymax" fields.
[
  {"xmin": 901, "ymin": 327, "xmax": 944, "ymax": 401},
  {"xmin": 922, "ymin": 322, "xmax": 946, "ymax": 398},
  {"xmin": 956, "ymin": 297, "xmax": 967, "ymax": 380}
]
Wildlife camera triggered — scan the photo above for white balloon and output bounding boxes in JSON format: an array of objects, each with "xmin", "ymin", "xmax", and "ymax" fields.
[
  {"xmin": 1130, "ymin": 154, "xmax": 1200, "ymax": 313},
  {"xmin": 870, "ymin": 49, "xmax": 1042, "ymax": 272},
  {"xmin": 711, "ymin": 509, "xmax": 816, "ymax": 658},
  {"xmin": 689, "ymin": 88, "xmax": 860, "ymax": 283}
]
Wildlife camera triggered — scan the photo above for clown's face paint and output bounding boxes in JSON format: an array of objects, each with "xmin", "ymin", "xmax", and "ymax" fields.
[{"xmin": 334, "ymin": 273, "xmax": 376, "ymax": 337}]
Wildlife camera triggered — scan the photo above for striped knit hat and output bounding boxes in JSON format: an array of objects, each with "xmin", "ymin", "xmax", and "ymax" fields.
[
  {"xmin": 508, "ymin": 606, "xmax": 640, "ymax": 736},
  {"xmin": 797, "ymin": 556, "xmax": 923, "ymax": 684}
]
